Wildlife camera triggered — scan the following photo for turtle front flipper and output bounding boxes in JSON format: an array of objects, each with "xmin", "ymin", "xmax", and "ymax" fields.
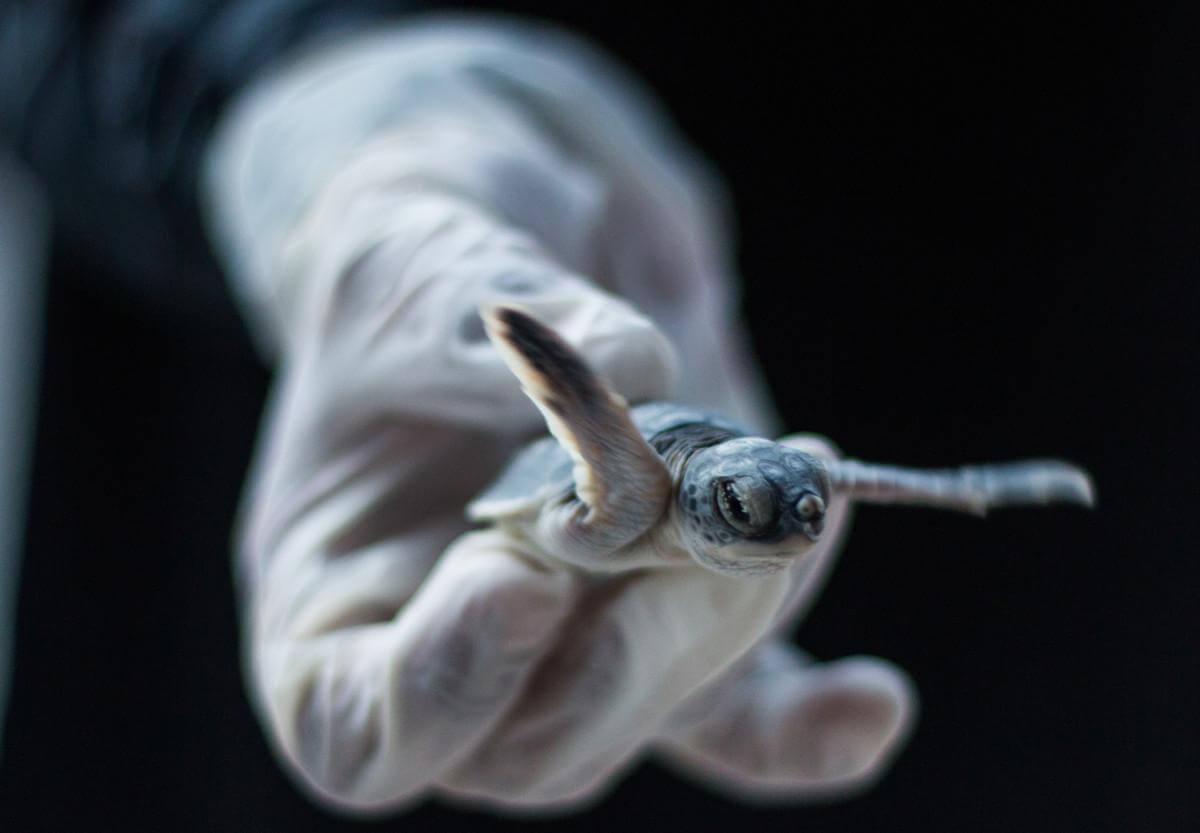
[
  {"xmin": 481, "ymin": 305, "xmax": 673, "ymax": 564},
  {"xmin": 825, "ymin": 458, "xmax": 1095, "ymax": 515}
]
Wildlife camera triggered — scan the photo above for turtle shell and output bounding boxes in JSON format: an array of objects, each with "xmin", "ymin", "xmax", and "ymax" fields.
[{"xmin": 467, "ymin": 401, "xmax": 748, "ymax": 522}]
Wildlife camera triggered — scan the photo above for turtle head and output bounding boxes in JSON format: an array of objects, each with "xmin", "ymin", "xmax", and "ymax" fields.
[{"xmin": 676, "ymin": 437, "xmax": 831, "ymax": 576}]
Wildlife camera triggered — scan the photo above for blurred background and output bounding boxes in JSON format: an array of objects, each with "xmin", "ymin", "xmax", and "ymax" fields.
[{"xmin": 0, "ymin": 2, "xmax": 1196, "ymax": 831}]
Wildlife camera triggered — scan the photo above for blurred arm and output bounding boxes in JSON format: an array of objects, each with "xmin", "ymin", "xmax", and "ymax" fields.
[
  {"xmin": 0, "ymin": 152, "xmax": 49, "ymax": 760},
  {"xmin": 0, "ymin": 1, "xmax": 427, "ymax": 305}
]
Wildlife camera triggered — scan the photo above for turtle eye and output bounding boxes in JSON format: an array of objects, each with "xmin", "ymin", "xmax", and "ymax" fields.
[
  {"xmin": 715, "ymin": 477, "xmax": 775, "ymax": 535},
  {"xmin": 796, "ymin": 493, "xmax": 825, "ymax": 521}
]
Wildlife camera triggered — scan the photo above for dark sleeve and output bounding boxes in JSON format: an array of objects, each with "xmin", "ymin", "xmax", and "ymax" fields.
[{"xmin": 0, "ymin": 0, "xmax": 425, "ymax": 315}]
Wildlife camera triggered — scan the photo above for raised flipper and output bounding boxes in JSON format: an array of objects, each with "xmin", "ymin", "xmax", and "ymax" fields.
[
  {"xmin": 481, "ymin": 305, "xmax": 673, "ymax": 560},
  {"xmin": 825, "ymin": 458, "xmax": 1096, "ymax": 516}
]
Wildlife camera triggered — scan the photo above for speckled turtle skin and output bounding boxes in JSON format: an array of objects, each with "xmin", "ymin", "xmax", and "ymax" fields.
[
  {"xmin": 472, "ymin": 401, "xmax": 831, "ymax": 576},
  {"xmin": 473, "ymin": 402, "xmax": 739, "ymax": 512}
]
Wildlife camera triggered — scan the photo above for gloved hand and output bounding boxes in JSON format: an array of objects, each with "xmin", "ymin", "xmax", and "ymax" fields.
[{"xmin": 202, "ymin": 17, "xmax": 914, "ymax": 814}]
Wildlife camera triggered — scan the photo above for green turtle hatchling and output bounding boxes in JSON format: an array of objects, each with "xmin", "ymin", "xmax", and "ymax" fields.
[{"xmin": 469, "ymin": 306, "xmax": 1095, "ymax": 577}]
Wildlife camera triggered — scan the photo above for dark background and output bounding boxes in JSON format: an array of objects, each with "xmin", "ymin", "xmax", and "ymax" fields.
[{"xmin": 2, "ymin": 3, "xmax": 1197, "ymax": 832}]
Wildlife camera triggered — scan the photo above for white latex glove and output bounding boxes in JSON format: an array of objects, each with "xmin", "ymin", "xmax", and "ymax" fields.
[{"xmin": 203, "ymin": 16, "xmax": 915, "ymax": 815}]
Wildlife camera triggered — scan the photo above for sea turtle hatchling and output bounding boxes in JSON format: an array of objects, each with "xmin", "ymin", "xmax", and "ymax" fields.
[{"xmin": 469, "ymin": 306, "xmax": 1095, "ymax": 577}]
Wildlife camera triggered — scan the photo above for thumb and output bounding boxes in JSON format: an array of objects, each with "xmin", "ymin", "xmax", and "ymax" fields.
[{"xmin": 658, "ymin": 642, "xmax": 917, "ymax": 801}]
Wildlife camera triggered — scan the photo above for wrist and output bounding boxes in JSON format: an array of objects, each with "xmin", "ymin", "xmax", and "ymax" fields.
[{"xmin": 201, "ymin": 19, "xmax": 612, "ymax": 360}]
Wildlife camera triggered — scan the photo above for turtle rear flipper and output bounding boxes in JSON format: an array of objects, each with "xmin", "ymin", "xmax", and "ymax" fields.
[{"xmin": 479, "ymin": 305, "xmax": 673, "ymax": 562}]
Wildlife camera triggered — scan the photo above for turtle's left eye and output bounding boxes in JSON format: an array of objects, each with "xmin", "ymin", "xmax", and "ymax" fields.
[{"xmin": 715, "ymin": 477, "xmax": 775, "ymax": 535}]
